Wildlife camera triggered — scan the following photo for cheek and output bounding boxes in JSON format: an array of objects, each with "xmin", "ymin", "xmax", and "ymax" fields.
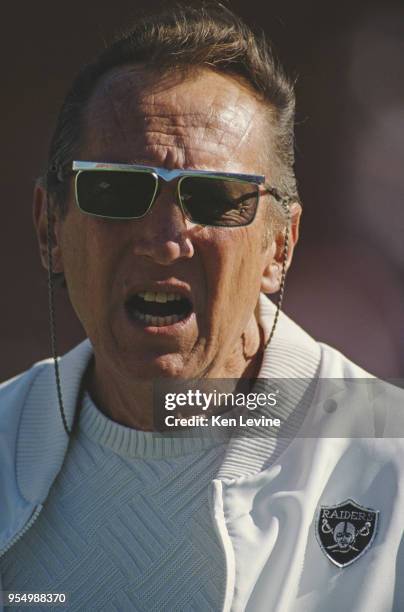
[
  {"xmin": 60, "ymin": 217, "xmax": 87, "ymax": 279},
  {"xmin": 60, "ymin": 217, "xmax": 119, "ymax": 321},
  {"xmin": 59, "ymin": 222, "xmax": 92, "ymax": 322},
  {"xmin": 195, "ymin": 226, "xmax": 265, "ymax": 310}
]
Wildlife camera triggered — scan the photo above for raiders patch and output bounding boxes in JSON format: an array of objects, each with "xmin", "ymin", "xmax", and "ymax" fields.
[{"xmin": 316, "ymin": 499, "xmax": 379, "ymax": 568}]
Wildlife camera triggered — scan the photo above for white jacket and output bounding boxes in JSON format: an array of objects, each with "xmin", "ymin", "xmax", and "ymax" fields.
[{"xmin": 1, "ymin": 295, "xmax": 403, "ymax": 611}]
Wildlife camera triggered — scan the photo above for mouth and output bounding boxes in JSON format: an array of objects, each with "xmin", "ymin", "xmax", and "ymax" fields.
[{"xmin": 125, "ymin": 291, "xmax": 194, "ymax": 327}]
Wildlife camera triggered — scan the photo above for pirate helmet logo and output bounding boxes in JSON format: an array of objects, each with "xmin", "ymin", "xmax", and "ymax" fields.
[{"xmin": 316, "ymin": 499, "xmax": 379, "ymax": 567}]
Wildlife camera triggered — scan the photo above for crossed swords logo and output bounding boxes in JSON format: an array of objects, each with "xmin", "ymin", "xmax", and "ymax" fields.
[{"xmin": 321, "ymin": 518, "xmax": 372, "ymax": 553}]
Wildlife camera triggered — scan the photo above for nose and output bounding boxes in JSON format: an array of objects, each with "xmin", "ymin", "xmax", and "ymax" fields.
[{"xmin": 131, "ymin": 182, "xmax": 195, "ymax": 265}]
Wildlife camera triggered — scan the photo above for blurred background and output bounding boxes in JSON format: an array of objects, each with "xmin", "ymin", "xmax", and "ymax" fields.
[{"xmin": 1, "ymin": 0, "xmax": 403, "ymax": 380}]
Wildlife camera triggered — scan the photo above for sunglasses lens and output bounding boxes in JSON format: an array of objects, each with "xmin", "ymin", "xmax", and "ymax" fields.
[
  {"xmin": 179, "ymin": 176, "xmax": 259, "ymax": 226},
  {"xmin": 76, "ymin": 171, "xmax": 156, "ymax": 219}
]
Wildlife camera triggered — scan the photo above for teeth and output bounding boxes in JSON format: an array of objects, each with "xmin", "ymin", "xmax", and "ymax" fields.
[
  {"xmin": 129, "ymin": 291, "xmax": 190, "ymax": 327},
  {"xmin": 134, "ymin": 312, "xmax": 185, "ymax": 326},
  {"xmin": 138, "ymin": 291, "xmax": 184, "ymax": 302}
]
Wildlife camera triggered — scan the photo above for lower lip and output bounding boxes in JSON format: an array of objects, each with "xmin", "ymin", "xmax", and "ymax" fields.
[{"xmin": 125, "ymin": 309, "xmax": 195, "ymax": 336}]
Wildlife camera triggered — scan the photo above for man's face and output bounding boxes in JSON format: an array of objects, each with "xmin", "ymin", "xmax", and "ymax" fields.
[{"xmin": 48, "ymin": 67, "xmax": 292, "ymax": 381}]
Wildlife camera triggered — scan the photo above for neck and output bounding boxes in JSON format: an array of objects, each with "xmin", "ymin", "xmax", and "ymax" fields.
[{"xmin": 88, "ymin": 315, "xmax": 264, "ymax": 431}]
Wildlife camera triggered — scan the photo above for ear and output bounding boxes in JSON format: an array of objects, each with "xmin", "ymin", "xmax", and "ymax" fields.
[
  {"xmin": 261, "ymin": 201, "xmax": 302, "ymax": 294},
  {"xmin": 33, "ymin": 182, "xmax": 64, "ymax": 273}
]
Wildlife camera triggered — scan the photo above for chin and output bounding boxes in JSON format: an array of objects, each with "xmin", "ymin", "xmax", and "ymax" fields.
[{"xmin": 124, "ymin": 353, "xmax": 189, "ymax": 380}]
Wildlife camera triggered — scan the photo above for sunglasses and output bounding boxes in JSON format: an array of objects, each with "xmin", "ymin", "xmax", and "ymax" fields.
[{"xmin": 71, "ymin": 161, "xmax": 284, "ymax": 228}]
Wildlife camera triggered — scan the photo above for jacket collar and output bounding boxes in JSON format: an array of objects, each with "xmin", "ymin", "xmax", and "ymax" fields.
[
  {"xmin": 218, "ymin": 294, "xmax": 322, "ymax": 480},
  {"xmin": 16, "ymin": 340, "xmax": 93, "ymax": 503}
]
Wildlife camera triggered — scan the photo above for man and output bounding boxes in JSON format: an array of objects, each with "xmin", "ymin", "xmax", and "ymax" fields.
[{"xmin": 0, "ymin": 4, "xmax": 403, "ymax": 611}]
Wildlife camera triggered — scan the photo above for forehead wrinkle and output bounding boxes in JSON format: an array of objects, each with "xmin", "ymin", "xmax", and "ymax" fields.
[
  {"xmin": 143, "ymin": 115, "xmax": 250, "ymax": 167},
  {"xmin": 86, "ymin": 104, "xmax": 249, "ymax": 168},
  {"xmin": 86, "ymin": 99, "xmax": 240, "ymax": 158},
  {"xmin": 140, "ymin": 111, "xmax": 228, "ymax": 142},
  {"xmin": 85, "ymin": 68, "xmax": 266, "ymax": 172},
  {"xmin": 128, "ymin": 101, "xmax": 245, "ymax": 145},
  {"xmin": 143, "ymin": 102, "xmax": 260, "ymax": 163},
  {"xmin": 92, "ymin": 72, "xmax": 254, "ymax": 137},
  {"xmin": 139, "ymin": 141, "xmax": 238, "ymax": 170},
  {"xmin": 140, "ymin": 118, "xmax": 235, "ymax": 156}
]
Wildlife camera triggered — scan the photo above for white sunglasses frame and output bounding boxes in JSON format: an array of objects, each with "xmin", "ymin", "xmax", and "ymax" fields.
[{"xmin": 71, "ymin": 160, "xmax": 283, "ymax": 227}]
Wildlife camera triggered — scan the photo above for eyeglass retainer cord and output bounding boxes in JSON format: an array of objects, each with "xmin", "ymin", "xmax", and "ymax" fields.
[{"xmin": 46, "ymin": 191, "xmax": 70, "ymax": 436}]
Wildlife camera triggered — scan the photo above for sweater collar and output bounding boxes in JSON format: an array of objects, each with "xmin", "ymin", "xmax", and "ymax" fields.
[
  {"xmin": 79, "ymin": 391, "xmax": 226, "ymax": 459},
  {"xmin": 17, "ymin": 294, "xmax": 321, "ymax": 502}
]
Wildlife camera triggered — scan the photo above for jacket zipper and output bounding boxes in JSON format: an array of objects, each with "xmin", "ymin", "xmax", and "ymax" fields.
[
  {"xmin": 209, "ymin": 480, "xmax": 236, "ymax": 612},
  {"xmin": 0, "ymin": 505, "xmax": 43, "ymax": 559}
]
